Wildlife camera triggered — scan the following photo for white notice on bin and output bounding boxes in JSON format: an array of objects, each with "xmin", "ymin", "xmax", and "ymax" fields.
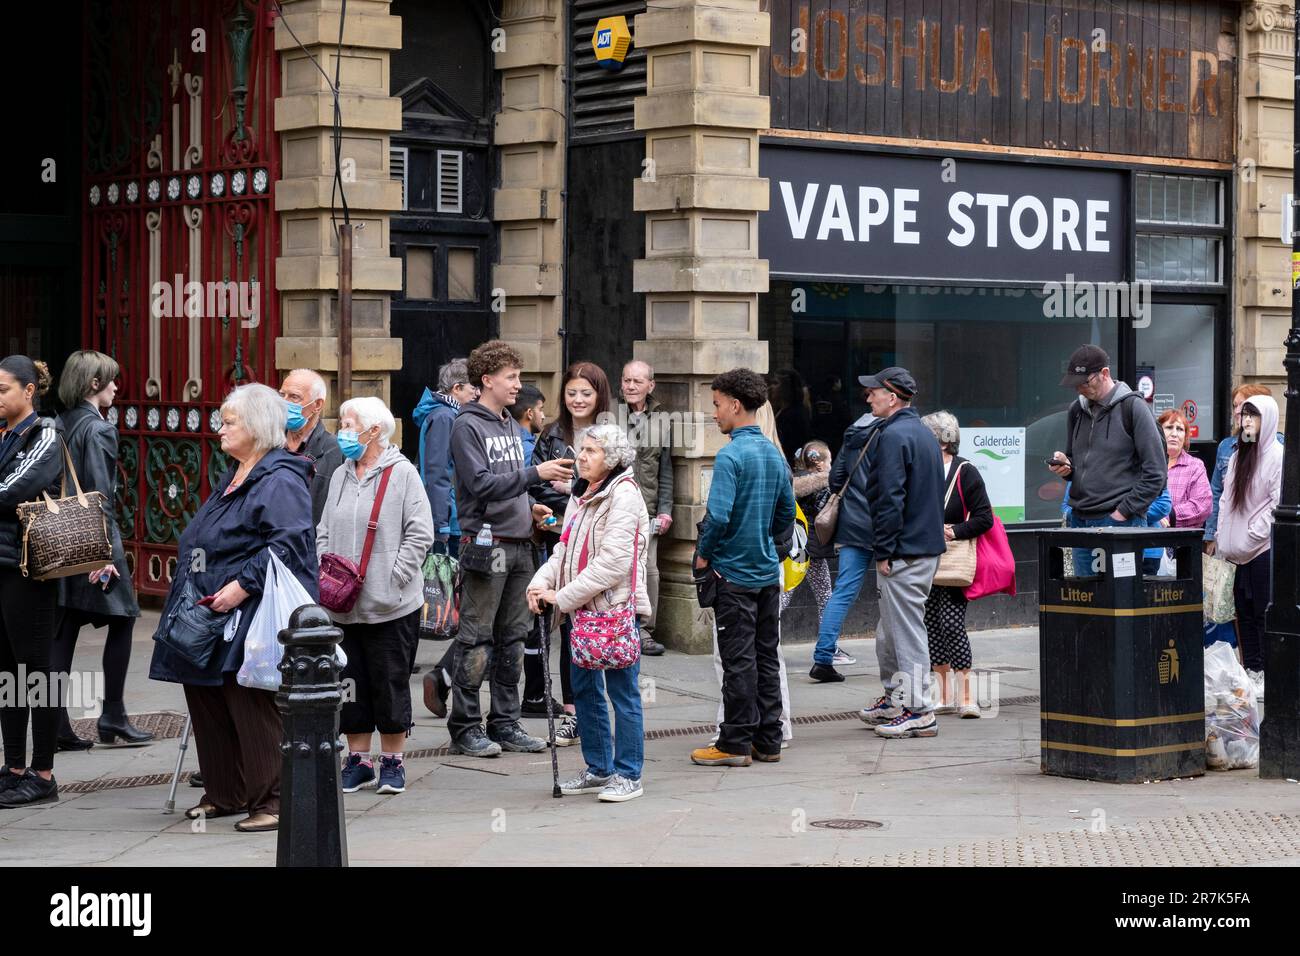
[{"xmin": 1112, "ymin": 552, "xmax": 1137, "ymax": 578}]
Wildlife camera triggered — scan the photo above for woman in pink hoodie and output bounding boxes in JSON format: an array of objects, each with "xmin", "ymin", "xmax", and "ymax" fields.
[{"xmin": 1216, "ymin": 394, "xmax": 1283, "ymax": 695}]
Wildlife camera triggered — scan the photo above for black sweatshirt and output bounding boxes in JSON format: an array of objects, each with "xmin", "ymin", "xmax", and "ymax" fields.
[{"xmin": 942, "ymin": 456, "xmax": 995, "ymax": 540}]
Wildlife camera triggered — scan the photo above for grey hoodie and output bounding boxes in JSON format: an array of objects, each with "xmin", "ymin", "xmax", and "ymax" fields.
[
  {"xmin": 315, "ymin": 442, "xmax": 435, "ymax": 625},
  {"xmin": 1064, "ymin": 380, "xmax": 1167, "ymax": 520},
  {"xmin": 449, "ymin": 400, "xmax": 541, "ymax": 540}
]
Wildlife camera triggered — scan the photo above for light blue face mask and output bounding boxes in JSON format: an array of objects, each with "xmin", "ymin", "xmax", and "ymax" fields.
[
  {"xmin": 337, "ymin": 429, "xmax": 368, "ymax": 461},
  {"xmin": 285, "ymin": 400, "xmax": 307, "ymax": 431}
]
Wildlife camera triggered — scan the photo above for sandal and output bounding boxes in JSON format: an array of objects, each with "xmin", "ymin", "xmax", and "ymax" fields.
[
  {"xmin": 234, "ymin": 812, "xmax": 279, "ymax": 832},
  {"xmin": 184, "ymin": 801, "xmax": 239, "ymax": 820}
]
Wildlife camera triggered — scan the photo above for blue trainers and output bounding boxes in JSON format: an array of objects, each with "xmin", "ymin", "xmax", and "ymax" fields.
[
  {"xmin": 377, "ymin": 755, "xmax": 406, "ymax": 795},
  {"xmin": 341, "ymin": 753, "xmax": 377, "ymax": 793}
]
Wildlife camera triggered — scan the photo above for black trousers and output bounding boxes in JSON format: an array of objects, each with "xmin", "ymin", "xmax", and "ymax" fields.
[
  {"xmin": 51, "ymin": 609, "xmax": 136, "ymax": 733},
  {"xmin": 339, "ymin": 608, "xmax": 421, "ymax": 736},
  {"xmin": 714, "ymin": 578, "xmax": 783, "ymax": 757},
  {"xmin": 1234, "ymin": 550, "xmax": 1271, "ymax": 673},
  {"xmin": 0, "ymin": 569, "xmax": 59, "ymax": 772}
]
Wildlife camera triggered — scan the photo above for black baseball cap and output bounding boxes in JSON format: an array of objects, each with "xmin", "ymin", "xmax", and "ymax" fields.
[
  {"xmin": 858, "ymin": 367, "xmax": 917, "ymax": 399},
  {"xmin": 1059, "ymin": 345, "xmax": 1110, "ymax": 387}
]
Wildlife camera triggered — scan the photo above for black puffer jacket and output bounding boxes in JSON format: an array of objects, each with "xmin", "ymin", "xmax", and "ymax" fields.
[{"xmin": 0, "ymin": 416, "xmax": 63, "ymax": 571}]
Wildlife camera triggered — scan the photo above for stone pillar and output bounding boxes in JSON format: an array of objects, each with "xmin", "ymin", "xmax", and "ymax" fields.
[
  {"xmin": 273, "ymin": 0, "xmax": 404, "ymax": 424},
  {"xmin": 494, "ymin": 0, "xmax": 566, "ymax": 404},
  {"xmin": 632, "ymin": 0, "xmax": 770, "ymax": 653},
  {"xmin": 1237, "ymin": 2, "xmax": 1293, "ymax": 423}
]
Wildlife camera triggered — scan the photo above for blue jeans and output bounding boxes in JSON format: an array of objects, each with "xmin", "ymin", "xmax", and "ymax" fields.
[
  {"xmin": 814, "ymin": 546, "xmax": 873, "ymax": 665},
  {"xmin": 571, "ymin": 658, "xmax": 644, "ymax": 780},
  {"xmin": 1067, "ymin": 513, "xmax": 1145, "ymax": 576}
]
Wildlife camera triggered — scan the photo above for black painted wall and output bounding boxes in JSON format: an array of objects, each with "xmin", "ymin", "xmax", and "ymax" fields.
[{"xmin": 564, "ymin": 137, "xmax": 645, "ymax": 379}]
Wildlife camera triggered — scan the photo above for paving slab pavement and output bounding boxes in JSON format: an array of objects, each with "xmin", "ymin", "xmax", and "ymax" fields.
[{"xmin": 3, "ymin": 615, "xmax": 1299, "ymax": 866}]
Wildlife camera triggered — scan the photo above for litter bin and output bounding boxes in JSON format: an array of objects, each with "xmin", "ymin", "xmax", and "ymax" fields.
[{"xmin": 1037, "ymin": 527, "xmax": 1205, "ymax": 783}]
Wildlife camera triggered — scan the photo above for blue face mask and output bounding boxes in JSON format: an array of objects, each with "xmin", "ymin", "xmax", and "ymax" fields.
[
  {"xmin": 337, "ymin": 429, "xmax": 368, "ymax": 461},
  {"xmin": 285, "ymin": 401, "xmax": 307, "ymax": 431}
]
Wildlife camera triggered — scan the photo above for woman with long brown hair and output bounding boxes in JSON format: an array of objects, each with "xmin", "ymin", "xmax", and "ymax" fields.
[
  {"xmin": 1217, "ymin": 395, "xmax": 1284, "ymax": 698},
  {"xmin": 528, "ymin": 362, "xmax": 613, "ymax": 745}
]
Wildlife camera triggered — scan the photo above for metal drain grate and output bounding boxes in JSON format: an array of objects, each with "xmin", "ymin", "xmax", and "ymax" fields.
[
  {"xmin": 811, "ymin": 818, "xmax": 884, "ymax": 830},
  {"xmin": 997, "ymin": 695, "xmax": 1040, "ymax": 707},
  {"xmin": 847, "ymin": 809, "xmax": 1300, "ymax": 867},
  {"xmin": 64, "ymin": 771, "xmax": 196, "ymax": 794},
  {"xmin": 70, "ymin": 711, "xmax": 188, "ymax": 741}
]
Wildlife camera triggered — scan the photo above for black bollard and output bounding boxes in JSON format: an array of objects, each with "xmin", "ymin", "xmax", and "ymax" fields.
[{"xmin": 275, "ymin": 604, "xmax": 348, "ymax": 867}]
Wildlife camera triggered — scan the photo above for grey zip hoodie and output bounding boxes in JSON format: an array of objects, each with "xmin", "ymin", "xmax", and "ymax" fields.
[
  {"xmin": 1064, "ymin": 381, "xmax": 1167, "ymax": 520},
  {"xmin": 449, "ymin": 400, "xmax": 541, "ymax": 539},
  {"xmin": 315, "ymin": 442, "xmax": 435, "ymax": 625}
]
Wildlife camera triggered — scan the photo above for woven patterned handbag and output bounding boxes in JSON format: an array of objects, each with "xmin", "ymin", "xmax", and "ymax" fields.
[
  {"xmin": 16, "ymin": 440, "xmax": 113, "ymax": 581},
  {"xmin": 567, "ymin": 483, "xmax": 643, "ymax": 671}
]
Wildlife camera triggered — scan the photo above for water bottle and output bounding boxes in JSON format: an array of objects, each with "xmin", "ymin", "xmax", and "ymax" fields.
[{"xmin": 475, "ymin": 523, "xmax": 493, "ymax": 547}]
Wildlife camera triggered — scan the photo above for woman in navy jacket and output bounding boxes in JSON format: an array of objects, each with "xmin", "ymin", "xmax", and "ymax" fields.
[
  {"xmin": 149, "ymin": 383, "xmax": 318, "ymax": 833},
  {"xmin": 0, "ymin": 356, "xmax": 65, "ymax": 808}
]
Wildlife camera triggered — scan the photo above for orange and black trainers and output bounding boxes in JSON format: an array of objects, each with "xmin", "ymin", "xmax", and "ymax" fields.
[{"xmin": 690, "ymin": 745, "xmax": 751, "ymax": 767}]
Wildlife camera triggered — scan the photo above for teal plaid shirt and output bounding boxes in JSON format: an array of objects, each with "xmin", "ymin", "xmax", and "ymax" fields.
[{"xmin": 697, "ymin": 425, "xmax": 796, "ymax": 589}]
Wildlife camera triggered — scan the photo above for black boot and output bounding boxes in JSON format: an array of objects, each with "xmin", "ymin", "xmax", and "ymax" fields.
[
  {"xmin": 96, "ymin": 701, "xmax": 155, "ymax": 745},
  {"xmin": 56, "ymin": 709, "xmax": 93, "ymax": 752}
]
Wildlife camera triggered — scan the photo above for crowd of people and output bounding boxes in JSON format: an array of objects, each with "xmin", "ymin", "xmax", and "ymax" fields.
[{"xmin": 0, "ymin": 338, "xmax": 1281, "ymax": 819}]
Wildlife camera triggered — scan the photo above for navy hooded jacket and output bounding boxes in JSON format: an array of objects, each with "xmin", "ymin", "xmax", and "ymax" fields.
[
  {"xmin": 864, "ymin": 406, "xmax": 947, "ymax": 562},
  {"xmin": 413, "ymin": 387, "xmax": 460, "ymax": 537},
  {"xmin": 149, "ymin": 448, "xmax": 319, "ymax": 686},
  {"xmin": 827, "ymin": 414, "xmax": 879, "ymax": 551}
]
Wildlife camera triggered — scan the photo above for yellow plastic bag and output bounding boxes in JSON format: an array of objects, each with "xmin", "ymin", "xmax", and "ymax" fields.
[{"xmin": 782, "ymin": 502, "xmax": 810, "ymax": 592}]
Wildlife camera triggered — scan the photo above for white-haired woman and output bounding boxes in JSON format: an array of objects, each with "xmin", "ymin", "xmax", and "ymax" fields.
[
  {"xmin": 149, "ymin": 383, "xmax": 320, "ymax": 832},
  {"xmin": 920, "ymin": 411, "xmax": 994, "ymax": 718},
  {"xmin": 317, "ymin": 396, "xmax": 434, "ymax": 797},
  {"xmin": 527, "ymin": 424, "xmax": 649, "ymax": 802}
]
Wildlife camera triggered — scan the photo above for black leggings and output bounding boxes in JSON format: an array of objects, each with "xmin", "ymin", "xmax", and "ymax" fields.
[
  {"xmin": 52, "ymin": 609, "xmax": 136, "ymax": 710},
  {"xmin": 0, "ymin": 569, "xmax": 60, "ymax": 772},
  {"xmin": 1234, "ymin": 550, "xmax": 1271, "ymax": 673}
]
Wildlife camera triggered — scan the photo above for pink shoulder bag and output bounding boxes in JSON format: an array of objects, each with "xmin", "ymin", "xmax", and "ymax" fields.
[{"xmin": 564, "ymin": 483, "xmax": 643, "ymax": 671}]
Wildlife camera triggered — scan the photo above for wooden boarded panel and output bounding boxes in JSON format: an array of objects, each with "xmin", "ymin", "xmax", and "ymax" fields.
[{"xmin": 765, "ymin": 0, "xmax": 1236, "ymax": 162}]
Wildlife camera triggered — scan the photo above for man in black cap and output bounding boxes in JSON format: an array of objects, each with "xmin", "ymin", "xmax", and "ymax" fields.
[
  {"xmin": 1048, "ymin": 345, "xmax": 1166, "ymax": 563},
  {"xmin": 855, "ymin": 367, "xmax": 947, "ymax": 739}
]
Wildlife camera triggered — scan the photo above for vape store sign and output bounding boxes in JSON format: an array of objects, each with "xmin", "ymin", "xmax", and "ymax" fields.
[{"xmin": 760, "ymin": 145, "xmax": 1126, "ymax": 284}]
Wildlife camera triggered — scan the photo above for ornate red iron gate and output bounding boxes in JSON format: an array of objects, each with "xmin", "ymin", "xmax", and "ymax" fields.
[{"xmin": 82, "ymin": 0, "xmax": 281, "ymax": 595}]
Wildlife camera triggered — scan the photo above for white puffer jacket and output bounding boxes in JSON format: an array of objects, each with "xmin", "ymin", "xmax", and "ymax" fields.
[{"xmin": 529, "ymin": 465, "xmax": 651, "ymax": 617}]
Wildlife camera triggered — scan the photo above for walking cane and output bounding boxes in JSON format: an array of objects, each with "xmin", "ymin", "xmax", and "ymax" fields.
[
  {"xmin": 539, "ymin": 602, "xmax": 561, "ymax": 798},
  {"xmin": 163, "ymin": 712, "xmax": 192, "ymax": 813}
]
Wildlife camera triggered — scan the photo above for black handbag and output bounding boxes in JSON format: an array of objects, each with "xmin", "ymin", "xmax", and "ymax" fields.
[
  {"xmin": 458, "ymin": 538, "xmax": 498, "ymax": 575},
  {"xmin": 155, "ymin": 577, "xmax": 232, "ymax": 669}
]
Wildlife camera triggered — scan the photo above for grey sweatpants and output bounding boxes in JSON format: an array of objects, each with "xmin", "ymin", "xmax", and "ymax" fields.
[{"xmin": 876, "ymin": 555, "xmax": 940, "ymax": 714}]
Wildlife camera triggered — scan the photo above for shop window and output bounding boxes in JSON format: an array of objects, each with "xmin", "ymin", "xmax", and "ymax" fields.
[
  {"xmin": 1134, "ymin": 173, "xmax": 1224, "ymax": 287},
  {"xmin": 1135, "ymin": 303, "xmax": 1216, "ymax": 441},
  {"xmin": 1135, "ymin": 174, "xmax": 1221, "ymax": 227},
  {"xmin": 761, "ymin": 281, "xmax": 1120, "ymax": 524}
]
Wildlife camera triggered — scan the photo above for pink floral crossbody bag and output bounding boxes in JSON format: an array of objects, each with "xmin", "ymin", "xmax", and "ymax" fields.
[{"xmin": 561, "ymin": 479, "xmax": 642, "ymax": 671}]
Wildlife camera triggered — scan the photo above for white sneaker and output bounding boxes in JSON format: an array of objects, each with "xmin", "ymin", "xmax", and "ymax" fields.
[
  {"xmin": 560, "ymin": 769, "xmax": 611, "ymax": 795},
  {"xmin": 832, "ymin": 646, "xmax": 857, "ymax": 666},
  {"xmin": 933, "ymin": 702, "xmax": 957, "ymax": 716},
  {"xmin": 597, "ymin": 775, "xmax": 643, "ymax": 803},
  {"xmin": 859, "ymin": 695, "xmax": 905, "ymax": 725},
  {"xmin": 958, "ymin": 703, "xmax": 982, "ymax": 719},
  {"xmin": 874, "ymin": 709, "xmax": 939, "ymax": 738}
]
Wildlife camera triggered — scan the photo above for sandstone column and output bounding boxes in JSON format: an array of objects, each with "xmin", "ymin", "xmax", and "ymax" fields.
[
  {"xmin": 273, "ymin": 0, "xmax": 404, "ymax": 422},
  {"xmin": 632, "ymin": 0, "xmax": 770, "ymax": 653},
  {"xmin": 494, "ymin": 0, "xmax": 566, "ymax": 404},
  {"xmin": 1237, "ymin": 2, "xmax": 1293, "ymax": 421}
]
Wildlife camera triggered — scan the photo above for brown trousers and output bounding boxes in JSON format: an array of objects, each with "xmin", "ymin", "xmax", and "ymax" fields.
[{"xmin": 183, "ymin": 672, "xmax": 282, "ymax": 815}]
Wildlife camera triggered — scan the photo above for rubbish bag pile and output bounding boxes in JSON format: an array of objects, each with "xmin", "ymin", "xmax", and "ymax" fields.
[{"xmin": 1202, "ymin": 641, "xmax": 1259, "ymax": 771}]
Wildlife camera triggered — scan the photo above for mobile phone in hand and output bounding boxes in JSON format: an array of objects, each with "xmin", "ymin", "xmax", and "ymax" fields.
[
  {"xmin": 197, "ymin": 594, "xmax": 217, "ymax": 608},
  {"xmin": 1045, "ymin": 456, "xmax": 1066, "ymax": 467}
]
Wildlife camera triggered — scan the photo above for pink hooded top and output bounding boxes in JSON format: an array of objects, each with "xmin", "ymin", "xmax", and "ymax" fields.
[{"xmin": 1217, "ymin": 394, "xmax": 1284, "ymax": 566}]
